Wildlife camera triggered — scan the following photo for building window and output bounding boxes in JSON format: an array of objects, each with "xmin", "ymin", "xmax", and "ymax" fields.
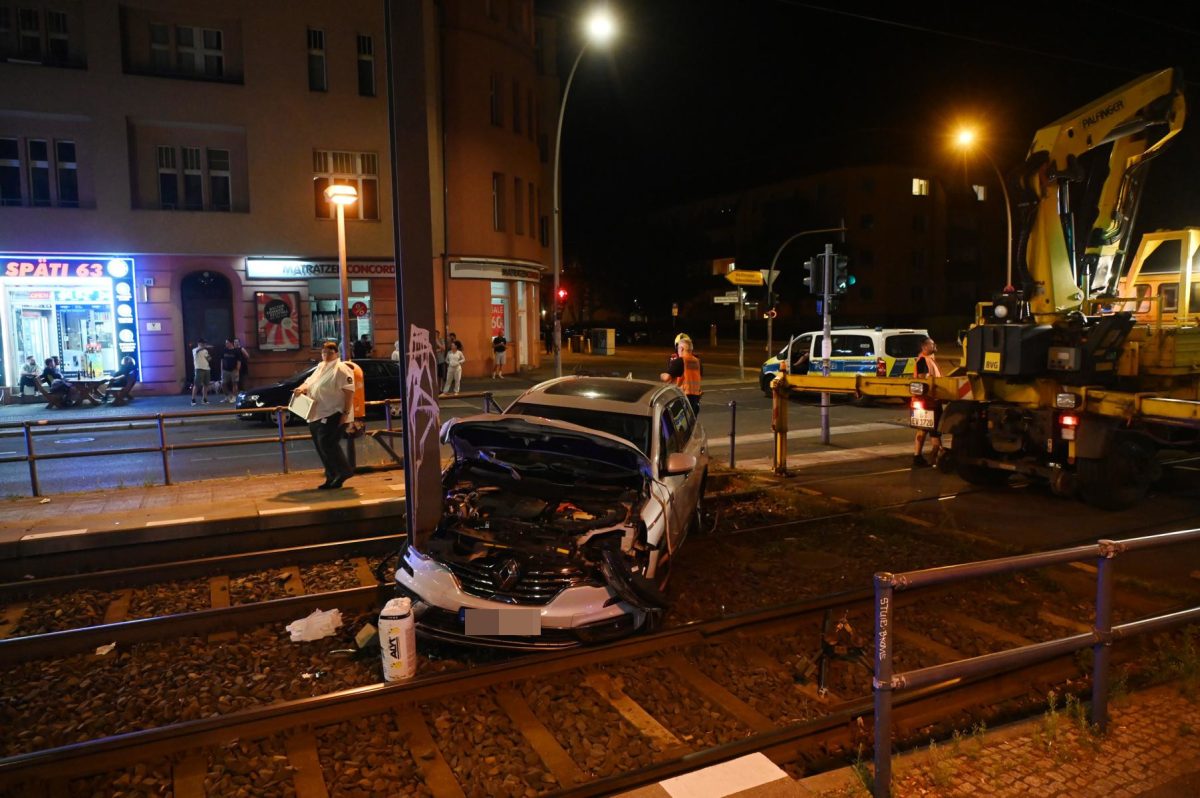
[
  {"xmin": 534, "ymin": 28, "xmax": 545, "ymax": 75},
  {"xmin": 16, "ymin": 7, "xmax": 39, "ymax": 61},
  {"xmin": 176, "ymin": 26, "xmax": 224, "ymax": 77},
  {"xmin": 512, "ymin": 79, "xmax": 521, "ymax": 134},
  {"xmin": 207, "ymin": 148, "xmax": 231, "ymax": 211},
  {"xmin": 539, "ymin": 215, "xmax": 549, "ymax": 247},
  {"xmin": 156, "ymin": 145, "xmax": 233, "ymax": 212},
  {"xmin": 526, "ymin": 89, "xmax": 534, "ymax": 141},
  {"xmin": 513, "ymin": 177, "xmax": 524, "ymax": 235},
  {"xmin": 156, "ymin": 145, "xmax": 178, "ymax": 209},
  {"xmin": 46, "ymin": 10, "xmax": 67, "ymax": 62},
  {"xmin": 538, "ymin": 132, "xmax": 548, "ymax": 164},
  {"xmin": 307, "ymin": 28, "xmax": 326, "ymax": 91},
  {"xmin": 0, "ymin": 136, "xmax": 81, "ymax": 208},
  {"xmin": 489, "ymin": 73, "xmax": 503, "ymax": 126},
  {"xmin": 313, "ymin": 150, "xmax": 379, "ymax": 221},
  {"xmin": 912, "ymin": 178, "xmax": 930, "ymax": 196},
  {"xmin": 972, "ymin": 184, "xmax": 987, "ymax": 201},
  {"xmin": 26, "ymin": 139, "xmax": 50, "ymax": 206},
  {"xmin": 150, "ymin": 23, "xmax": 170, "ymax": 70},
  {"xmin": 492, "ymin": 172, "xmax": 505, "ymax": 232},
  {"xmin": 528, "ymin": 184, "xmax": 537, "ymax": 239},
  {"xmin": 56, "ymin": 140, "xmax": 77, "ymax": 206},
  {"xmin": 356, "ymin": 34, "xmax": 374, "ymax": 97}
]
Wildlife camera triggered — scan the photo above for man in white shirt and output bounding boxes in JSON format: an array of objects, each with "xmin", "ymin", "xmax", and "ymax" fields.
[
  {"xmin": 293, "ymin": 341, "xmax": 356, "ymax": 489},
  {"xmin": 191, "ymin": 340, "xmax": 211, "ymax": 405}
]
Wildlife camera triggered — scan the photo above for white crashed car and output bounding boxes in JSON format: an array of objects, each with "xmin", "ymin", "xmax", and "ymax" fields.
[{"xmin": 395, "ymin": 377, "xmax": 708, "ymax": 648}]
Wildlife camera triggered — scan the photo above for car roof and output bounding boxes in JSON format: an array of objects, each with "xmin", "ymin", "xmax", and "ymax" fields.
[
  {"xmin": 511, "ymin": 377, "xmax": 674, "ymax": 417},
  {"xmin": 792, "ymin": 328, "xmax": 928, "ymax": 336}
]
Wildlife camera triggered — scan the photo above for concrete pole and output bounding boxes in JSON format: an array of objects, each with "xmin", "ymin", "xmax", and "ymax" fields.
[{"xmin": 336, "ymin": 201, "xmax": 351, "ymax": 359}]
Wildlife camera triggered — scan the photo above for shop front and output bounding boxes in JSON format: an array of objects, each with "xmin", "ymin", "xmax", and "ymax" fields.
[
  {"xmin": 447, "ymin": 258, "xmax": 541, "ymax": 376},
  {"xmin": 243, "ymin": 257, "xmax": 397, "ymax": 372},
  {"xmin": 0, "ymin": 255, "xmax": 139, "ymax": 386}
]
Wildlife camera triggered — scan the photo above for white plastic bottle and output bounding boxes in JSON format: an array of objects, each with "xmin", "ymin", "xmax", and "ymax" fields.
[{"xmin": 378, "ymin": 597, "xmax": 417, "ymax": 682}]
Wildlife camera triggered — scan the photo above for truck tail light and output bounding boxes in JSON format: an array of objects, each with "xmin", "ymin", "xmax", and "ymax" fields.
[
  {"xmin": 1059, "ymin": 412, "xmax": 1079, "ymax": 440},
  {"xmin": 912, "ymin": 397, "xmax": 926, "ymax": 412},
  {"xmin": 876, "ymin": 357, "xmax": 886, "ymax": 377}
]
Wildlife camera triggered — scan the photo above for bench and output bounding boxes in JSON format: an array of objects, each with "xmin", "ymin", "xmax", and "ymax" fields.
[{"xmin": 106, "ymin": 379, "xmax": 138, "ymax": 406}]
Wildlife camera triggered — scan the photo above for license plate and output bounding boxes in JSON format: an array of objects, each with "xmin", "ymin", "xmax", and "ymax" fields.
[
  {"xmin": 983, "ymin": 352, "xmax": 1002, "ymax": 372},
  {"xmin": 461, "ymin": 607, "xmax": 541, "ymax": 636},
  {"xmin": 910, "ymin": 407, "xmax": 936, "ymax": 429}
]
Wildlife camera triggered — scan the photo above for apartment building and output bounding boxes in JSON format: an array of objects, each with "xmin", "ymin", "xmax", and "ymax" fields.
[{"xmin": 0, "ymin": 0, "xmax": 550, "ymax": 392}]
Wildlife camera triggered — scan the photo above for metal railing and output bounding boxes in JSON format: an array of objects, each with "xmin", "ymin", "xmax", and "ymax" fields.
[
  {"xmin": 0, "ymin": 391, "xmax": 501, "ymax": 497},
  {"xmin": 871, "ymin": 527, "xmax": 1200, "ymax": 796}
]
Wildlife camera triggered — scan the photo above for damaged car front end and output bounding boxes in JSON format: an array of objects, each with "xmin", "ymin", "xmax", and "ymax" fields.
[{"xmin": 394, "ymin": 415, "xmax": 694, "ymax": 649}]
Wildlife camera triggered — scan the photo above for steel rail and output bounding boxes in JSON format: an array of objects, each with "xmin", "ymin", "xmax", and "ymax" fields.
[
  {"xmin": 0, "ymin": 587, "xmax": 873, "ymax": 786},
  {"xmin": 0, "ymin": 585, "xmax": 385, "ymax": 666},
  {"xmin": 0, "ymin": 534, "xmax": 404, "ymax": 602}
]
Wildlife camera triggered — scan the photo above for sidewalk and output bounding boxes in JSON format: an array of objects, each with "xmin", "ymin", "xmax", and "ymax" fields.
[{"xmin": 798, "ymin": 684, "xmax": 1200, "ymax": 796}]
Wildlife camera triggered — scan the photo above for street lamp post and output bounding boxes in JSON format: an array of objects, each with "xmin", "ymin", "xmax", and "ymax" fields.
[
  {"xmin": 956, "ymin": 129, "xmax": 1014, "ymax": 289},
  {"xmin": 552, "ymin": 8, "xmax": 616, "ymax": 377},
  {"xmin": 324, "ymin": 184, "xmax": 358, "ymax": 359}
]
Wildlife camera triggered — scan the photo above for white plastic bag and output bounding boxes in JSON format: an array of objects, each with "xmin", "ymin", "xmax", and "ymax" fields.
[{"xmin": 286, "ymin": 608, "xmax": 343, "ymax": 642}]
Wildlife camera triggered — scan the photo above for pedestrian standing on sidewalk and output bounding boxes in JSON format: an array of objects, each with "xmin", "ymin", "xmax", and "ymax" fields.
[
  {"xmin": 293, "ymin": 341, "xmax": 356, "ymax": 489},
  {"xmin": 913, "ymin": 336, "xmax": 943, "ymax": 468},
  {"xmin": 219, "ymin": 339, "xmax": 240, "ymax": 402},
  {"xmin": 491, "ymin": 332, "xmax": 507, "ymax": 379},
  {"xmin": 353, "ymin": 334, "xmax": 372, "ymax": 359},
  {"xmin": 191, "ymin": 339, "xmax": 211, "ymax": 405},
  {"xmin": 443, "ymin": 340, "xmax": 465, "ymax": 394},
  {"xmin": 433, "ymin": 330, "xmax": 446, "ymax": 381},
  {"xmin": 661, "ymin": 335, "xmax": 703, "ymax": 415},
  {"xmin": 233, "ymin": 338, "xmax": 250, "ymax": 392}
]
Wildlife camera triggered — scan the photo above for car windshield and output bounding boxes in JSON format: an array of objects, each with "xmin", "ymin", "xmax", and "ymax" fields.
[{"xmin": 508, "ymin": 402, "xmax": 652, "ymax": 456}]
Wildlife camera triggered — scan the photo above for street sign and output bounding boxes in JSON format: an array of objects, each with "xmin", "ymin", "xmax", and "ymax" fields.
[
  {"xmin": 724, "ymin": 290, "xmax": 740, "ymax": 297},
  {"xmin": 713, "ymin": 296, "xmax": 739, "ymax": 304},
  {"xmin": 724, "ymin": 270, "xmax": 764, "ymax": 287},
  {"xmin": 760, "ymin": 269, "xmax": 779, "ymax": 286}
]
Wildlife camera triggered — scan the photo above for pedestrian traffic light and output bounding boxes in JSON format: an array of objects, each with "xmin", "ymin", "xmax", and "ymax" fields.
[
  {"xmin": 833, "ymin": 255, "xmax": 855, "ymax": 295},
  {"xmin": 802, "ymin": 259, "xmax": 823, "ymax": 294}
]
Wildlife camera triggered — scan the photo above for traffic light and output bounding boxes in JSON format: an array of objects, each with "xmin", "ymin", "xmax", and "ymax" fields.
[
  {"xmin": 556, "ymin": 287, "xmax": 567, "ymax": 302},
  {"xmin": 802, "ymin": 259, "xmax": 823, "ymax": 294},
  {"xmin": 832, "ymin": 255, "xmax": 855, "ymax": 295}
]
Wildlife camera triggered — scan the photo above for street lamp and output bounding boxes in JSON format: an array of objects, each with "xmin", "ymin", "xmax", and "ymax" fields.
[
  {"xmin": 551, "ymin": 6, "xmax": 617, "ymax": 377},
  {"xmin": 955, "ymin": 128, "xmax": 1014, "ymax": 289},
  {"xmin": 324, "ymin": 183, "xmax": 358, "ymax": 359}
]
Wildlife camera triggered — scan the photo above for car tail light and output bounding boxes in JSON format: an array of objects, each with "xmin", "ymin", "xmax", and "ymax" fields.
[{"xmin": 876, "ymin": 357, "xmax": 886, "ymax": 377}]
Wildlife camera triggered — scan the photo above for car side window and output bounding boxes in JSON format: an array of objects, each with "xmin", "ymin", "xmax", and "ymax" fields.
[
  {"xmin": 830, "ymin": 335, "xmax": 873, "ymax": 357},
  {"xmin": 358, "ymin": 362, "xmax": 382, "ymax": 379},
  {"xmin": 658, "ymin": 410, "xmax": 677, "ymax": 471},
  {"xmin": 667, "ymin": 397, "xmax": 693, "ymax": 449}
]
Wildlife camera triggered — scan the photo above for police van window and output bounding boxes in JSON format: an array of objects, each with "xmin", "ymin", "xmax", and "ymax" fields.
[
  {"xmin": 885, "ymin": 334, "xmax": 926, "ymax": 358},
  {"xmin": 830, "ymin": 335, "xmax": 873, "ymax": 357}
]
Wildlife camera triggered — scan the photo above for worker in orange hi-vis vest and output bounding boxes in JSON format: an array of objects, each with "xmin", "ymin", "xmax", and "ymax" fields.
[{"xmin": 912, "ymin": 337, "xmax": 942, "ymax": 469}]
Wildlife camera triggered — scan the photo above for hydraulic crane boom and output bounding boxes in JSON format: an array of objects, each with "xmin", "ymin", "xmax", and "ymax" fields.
[{"xmin": 1020, "ymin": 68, "xmax": 1185, "ymax": 320}]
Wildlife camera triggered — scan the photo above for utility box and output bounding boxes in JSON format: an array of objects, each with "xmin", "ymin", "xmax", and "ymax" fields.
[{"xmin": 591, "ymin": 328, "xmax": 616, "ymax": 355}]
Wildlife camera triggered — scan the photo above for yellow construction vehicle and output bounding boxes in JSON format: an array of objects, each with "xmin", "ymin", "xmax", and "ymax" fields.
[{"xmin": 784, "ymin": 68, "xmax": 1200, "ymax": 509}]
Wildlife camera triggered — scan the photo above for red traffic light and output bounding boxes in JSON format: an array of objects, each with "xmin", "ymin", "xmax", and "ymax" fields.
[{"xmin": 557, "ymin": 288, "xmax": 567, "ymax": 300}]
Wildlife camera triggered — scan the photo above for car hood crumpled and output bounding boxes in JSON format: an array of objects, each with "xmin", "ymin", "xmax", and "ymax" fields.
[{"xmin": 441, "ymin": 414, "xmax": 652, "ymax": 480}]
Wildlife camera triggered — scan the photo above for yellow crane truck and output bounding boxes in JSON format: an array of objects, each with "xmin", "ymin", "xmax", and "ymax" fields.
[{"xmin": 784, "ymin": 68, "xmax": 1200, "ymax": 509}]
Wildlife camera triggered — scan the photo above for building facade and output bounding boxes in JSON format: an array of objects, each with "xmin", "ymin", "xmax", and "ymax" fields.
[{"xmin": 0, "ymin": 0, "xmax": 551, "ymax": 393}]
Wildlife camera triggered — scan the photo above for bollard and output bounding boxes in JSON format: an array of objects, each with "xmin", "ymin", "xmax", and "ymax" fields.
[
  {"xmin": 277, "ymin": 409, "xmax": 290, "ymax": 473},
  {"xmin": 157, "ymin": 414, "xmax": 172, "ymax": 485},
  {"xmin": 771, "ymin": 374, "xmax": 788, "ymax": 475},
  {"xmin": 728, "ymin": 399, "xmax": 737, "ymax": 468},
  {"xmin": 873, "ymin": 573, "xmax": 896, "ymax": 797},
  {"xmin": 24, "ymin": 422, "xmax": 39, "ymax": 497}
]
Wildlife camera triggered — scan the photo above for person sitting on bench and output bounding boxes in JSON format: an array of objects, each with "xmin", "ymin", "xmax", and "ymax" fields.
[
  {"xmin": 18, "ymin": 356, "xmax": 40, "ymax": 398},
  {"xmin": 39, "ymin": 358, "xmax": 75, "ymax": 408},
  {"xmin": 107, "ymin": 356, "xmax": 139, "ymax": 404}
]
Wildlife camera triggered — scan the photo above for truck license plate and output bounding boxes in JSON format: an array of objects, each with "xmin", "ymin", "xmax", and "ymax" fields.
[{"xmin": 910, "ymin": 407, "xmax": 936, "ymax": 429}]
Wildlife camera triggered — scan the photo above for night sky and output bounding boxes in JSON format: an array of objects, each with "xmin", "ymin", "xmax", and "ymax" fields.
[{"xmin": 545, "ymin": 0, "xmax": 1200, "ymax": 306}]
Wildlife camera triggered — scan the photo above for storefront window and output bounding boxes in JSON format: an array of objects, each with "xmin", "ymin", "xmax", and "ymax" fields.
[
  {"xmin": 308, "ymin": 279, "xmax": 372, "ymax": 349},
  {"xmin": 490, "ymin": 281, "xmax": 508, "ymax": 339}
]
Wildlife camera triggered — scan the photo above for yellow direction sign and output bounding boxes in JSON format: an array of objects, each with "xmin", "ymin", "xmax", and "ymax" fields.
[{"xmin": 724, "ymin": 270, "xmax": 764, "ymax": 287}]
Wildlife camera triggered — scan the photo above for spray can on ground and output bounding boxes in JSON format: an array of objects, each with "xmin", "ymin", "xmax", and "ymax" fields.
[{"xmin": 379, "ymin": 597, "xmax": 417, "ymax": 682}]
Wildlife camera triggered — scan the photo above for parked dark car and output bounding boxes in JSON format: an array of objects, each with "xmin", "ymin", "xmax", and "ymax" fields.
[{"xmin": 235, "ymin": 358, "xmax": 401, "ymax": 423}]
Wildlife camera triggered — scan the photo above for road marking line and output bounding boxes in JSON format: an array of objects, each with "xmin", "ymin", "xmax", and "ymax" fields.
[
  {"xmin": 360, "ymin": 497, "xmax": 402, "ymax": 505},
  {"xmin": 145, "ymin": 516, "xmax": 205, "ymax": 527},
  {"xmin": 21, "ymin": 528, "xmax": 88, "ymax": 540},
  {"xmin": 259, "ymin": 506, "xmax": 312, "ymax": 515},
  {"xmin": 892, "ymin": 512, "xmax": 934, "ymax": 528}
]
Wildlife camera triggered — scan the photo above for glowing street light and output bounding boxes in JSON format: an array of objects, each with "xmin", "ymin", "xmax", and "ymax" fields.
[
  {"xmin": 551, "ymin": 6, "xmax": 617, "ymax": 376},
  {"xmin": 324, "ymin": 183, "xmax": 358, "ymax": 359},
  {"xmin": 955, "ymin": 127, "xmax": 1014, "ymax": 289}
]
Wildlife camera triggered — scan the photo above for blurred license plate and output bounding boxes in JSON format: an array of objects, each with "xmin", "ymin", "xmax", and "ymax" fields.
[
  {"xmin": 910, "ymin": 407, "xmax": 936, "ymax": 429},
  {"xmin": 461, "ymin": 607, "xmax": 541, "ymax": 636}
]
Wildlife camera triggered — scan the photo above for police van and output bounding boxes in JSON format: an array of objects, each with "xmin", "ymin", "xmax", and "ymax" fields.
[{"xmin": 759, "ymin": 327, "xmax": 929, "ymax": 396}]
